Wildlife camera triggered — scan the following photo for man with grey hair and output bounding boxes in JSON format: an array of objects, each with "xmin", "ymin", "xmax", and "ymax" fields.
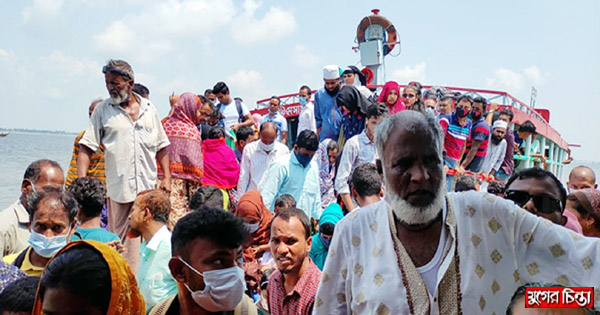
[
  {"xmin": 0, "ymin": 160, "xmax": 64, "ymax": 256},
  {"xmin": 454, "ymin": 174, "xmax": 481, "ymax": 192},
  {"xmin": 78, "ymin": 59, "xmax": 171, "ymax": 272},
  {"xmin": 314, "ymin": 111, "xmax": 600, "ymax": 314}
]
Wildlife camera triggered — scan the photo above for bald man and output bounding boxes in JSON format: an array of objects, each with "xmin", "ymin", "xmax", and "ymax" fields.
[
  {"xmin": 237, "ymin": 122, "xmax": 289, "ymax": 196},
  {"xmin": 567, "ymin": 165, "xmax": 597, "ymax": 192}
]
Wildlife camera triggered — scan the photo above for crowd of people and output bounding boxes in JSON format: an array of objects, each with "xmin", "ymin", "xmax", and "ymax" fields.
[{"xmin": 0, "ymin": 59, "xmax": 599, "ymax": 314}]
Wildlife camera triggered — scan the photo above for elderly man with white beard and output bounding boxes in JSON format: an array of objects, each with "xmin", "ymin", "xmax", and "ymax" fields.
[
  {"xmin": 77, "ymin": 59, "xmax": 171, "ymax": 273},
  {"xmin": 313, "ymin": 110, "xmax": 600, "ymax": 314}
]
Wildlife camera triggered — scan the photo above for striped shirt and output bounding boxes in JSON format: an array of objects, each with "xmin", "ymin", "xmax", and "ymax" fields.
[
  {"xmin": 268, "ymin": 259, "xmax": 321, "ymax": 315},
  {"xmin": 439, "ymin": 113, "xmax": 471, "ymax": 168},
  {"xmin": 65, "ymin": 131, "xmax": 106, "ymax": 187},
  {"xmin": 464, "ymin": 117, "xmax": 490, "ymax": 161}
]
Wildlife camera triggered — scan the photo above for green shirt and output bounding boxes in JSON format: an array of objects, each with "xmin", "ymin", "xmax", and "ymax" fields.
[
  {"xmin": 72, "ymin": 227, "xmax": 120, "ymax": 243},
  {"xmin": 138, "ymin": 225, "xmax": 177, "ymax": 313}
]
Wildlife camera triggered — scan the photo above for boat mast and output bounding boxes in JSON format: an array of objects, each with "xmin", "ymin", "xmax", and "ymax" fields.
[{"xmin": 356, "ymin": 9, "xmax": 398, "ymax": 86}]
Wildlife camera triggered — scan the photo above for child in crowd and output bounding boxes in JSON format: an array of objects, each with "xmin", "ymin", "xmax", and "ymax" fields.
[{"xmin": 68, "ymin": 178, "xmax": 120, "ymax": 243}]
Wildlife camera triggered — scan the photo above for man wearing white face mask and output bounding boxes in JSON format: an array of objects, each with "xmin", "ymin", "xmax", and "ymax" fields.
[
  {"xmin": 3, "ymin": 191, "xmax": 77, "ymax": 276},
  {"xmin": 237, "ymin": 122, "xmax": 289, "ymax": 197},
  {"xmin": 0, "ymin": 159, "xmax": 64, "ymax": 257},
  {"xmin": 296, "ymin": 85, "xmax": 316, "ymax": 136},
  {"xmin": 150, "ymin": 207, "xmax": 257, "ymax": 315}
]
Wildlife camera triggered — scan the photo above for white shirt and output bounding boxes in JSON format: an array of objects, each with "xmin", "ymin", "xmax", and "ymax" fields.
[
  {"xmin": 481, "ymin": 137, "xmax": 507, "ymax": 175},
  {"xmin": 80, "ymin": 94, "xmax": 170, "ymax": 203},
  {"xmin": 314, "ymin": 192, "xmax": 600, "ymax": 314},
  {"xmin": 334, "ymin": 131, "xmax": 378, "ymax": 195},
  {"xmin": 416, "ymin": 210, "xmax": 447, "ymax": 296},
  {"xmin": 219, "ymin": 99, "xmax": 250, "ymax": 133},
  {"xmin": 237, "ymin": 140, "xmax": 289, "ymax": 195},
  {"xmin": 297, "ymin": 101, "xmax": 316, "ymax": 136},
  {"xmin": 0, "ymin": 200, "xmax": 30, "ymax": 256}
]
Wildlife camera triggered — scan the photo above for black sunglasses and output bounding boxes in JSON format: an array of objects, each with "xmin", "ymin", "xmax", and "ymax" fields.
[
  {"xmin": 102, "ymin": 65, "xmax": 132, "ymax": 80},
  {"xmin": 402, "ymin": 93, "xmax": 415, "ymax": 98},
  {"xmin": 504, "ymin": 190, "xmax": 562, "ymax": 214}
]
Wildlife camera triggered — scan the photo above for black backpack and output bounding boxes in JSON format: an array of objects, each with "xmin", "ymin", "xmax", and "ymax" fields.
[{"xmin": 219, "ymin": 97, "xmax": 245, "ymax": 124}]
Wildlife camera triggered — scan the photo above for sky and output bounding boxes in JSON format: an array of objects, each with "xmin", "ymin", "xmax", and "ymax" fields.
[{"xmin": 0, "ymin": 0, "xmax": 599, "ymax": 160}]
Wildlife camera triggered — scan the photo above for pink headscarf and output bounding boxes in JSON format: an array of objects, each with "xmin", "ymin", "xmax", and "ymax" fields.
[
  {"xmin": 202, "ymin": 137, "xmax": 240, "ymax": 189},
  {"xmin": 160, "ymin": 92, "xmax": 203, "ymax": 182},
  {"xmin": 378, "ymin": 81, "xmax": 405, "ymax": 114},
  {"xmin": 252, "ymin": 113, "xmax": 262, "ymax": 127}
]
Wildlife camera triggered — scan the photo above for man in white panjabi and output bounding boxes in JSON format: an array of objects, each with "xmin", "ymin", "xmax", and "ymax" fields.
[{"xmin": 313, "ymin": 111, "xmax": 600, "ymax": 314}]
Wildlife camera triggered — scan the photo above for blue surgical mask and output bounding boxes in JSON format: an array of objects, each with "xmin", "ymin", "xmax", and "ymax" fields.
[
  {"xmin": 28, "ymin": 227, "xmax": 71, "ymax": 258},
  {"xmin": 299, "ymin": 97, "xmax": 308, "ymax": 105},
  {"xmin": 295, "ymin": 152, "xmax": 313, "ymax": 167},
  {"xmin": 319, "ymin": 233, "xmax": 332, "ymax": 249},
  {"xmin": 425, "ymin": 107, "xmax": 435, "ymax": 116},
  {"xmin": 244, "ymin": 222, "xmax": 260, "ymax": 234}
]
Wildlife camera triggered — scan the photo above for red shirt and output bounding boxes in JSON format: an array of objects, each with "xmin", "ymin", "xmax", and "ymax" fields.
[{"xmin": 268, "ymin": 259, "xmax": 321, "ymax": 315}]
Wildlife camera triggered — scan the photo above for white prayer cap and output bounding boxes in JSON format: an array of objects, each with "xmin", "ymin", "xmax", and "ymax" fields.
[
  {"xmin": 323, "ymin": 65, "xmax": 340, "ymax": 80},
  {"xmin": 493, "ymin": 120, "xmax": 508, "ymax": 130}
]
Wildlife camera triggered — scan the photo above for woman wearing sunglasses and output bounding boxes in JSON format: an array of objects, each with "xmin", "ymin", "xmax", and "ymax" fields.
[{"xmin": 402, "ymin": 81, "xmax": 425, "ymax": 112}]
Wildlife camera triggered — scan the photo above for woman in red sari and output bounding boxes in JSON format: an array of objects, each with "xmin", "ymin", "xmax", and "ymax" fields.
[{"xmin": 159, "ymin": 92, "xmax": 204, "ymax": 229}]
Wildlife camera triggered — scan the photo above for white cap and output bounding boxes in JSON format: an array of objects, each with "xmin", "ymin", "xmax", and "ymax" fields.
[
  {"xmin": 323, "ymin": 65, "xmax": 340, "ymax": 80},
  {"xmin": 493, "ymin": 120, "xmax": 508, "ymax": 130}
]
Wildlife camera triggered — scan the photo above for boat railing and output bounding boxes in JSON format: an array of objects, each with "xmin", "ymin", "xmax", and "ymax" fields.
[{"xmin": 253, "ymin": 85, "xmax": 569, "ymax": 178}]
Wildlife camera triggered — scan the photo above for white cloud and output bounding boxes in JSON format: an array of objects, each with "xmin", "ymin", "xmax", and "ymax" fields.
[
  {"xmin": 485, "ymin": 65, "xmax": 550, "ymax": 93},
  {"xmin": 524, "ymin": 65, "xmax": 550, "ymax": 86},
  {"xmin": 390, "ymin": 62, "xmax": 427, "ymax": 84},
  {"xmin": 485, "ymin": 68, "xmax": 524, "ymax": 92},
  {"xmin": 93, "ymin": 0, "xmax": 235, "ymax": 62},
  {"xmin": 38, "ymin": 50, "xmax": 101, "ymax": 78},
  {"xmin": 226, "ymin": 69, "xmax": 267, "ymax": 109},
  {"xmin": 230, "ymin": 0, "xmax": 296, "ymax": 45},
  {"xmin": 21, "ymin": 0, "xmax": 65, "ymax": 24},
  {"xmin": 291, "ymin": 44, "xmax": 320, "ymax": 68},
  {"xmin": 0, "ymin": 49, "xmax": 107, "ymax": 132}
]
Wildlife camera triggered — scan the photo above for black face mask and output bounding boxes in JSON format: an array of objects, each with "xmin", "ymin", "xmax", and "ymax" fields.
[
  {"xmin": 456, "ymin": 107, "xmax": 468, "ymax": 118},
  {"xmin": 326, "ymin": 84, "xmax": 340, "ymax": 97},
  {"xmin": 471, "ymin": 109, "xmax": 482, "ymax": 120}
]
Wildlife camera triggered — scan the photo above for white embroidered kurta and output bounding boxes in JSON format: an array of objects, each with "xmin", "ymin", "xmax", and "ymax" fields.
[{"xmin": 314, "ymin": 191, "xmax": 600, "ymax": 314}]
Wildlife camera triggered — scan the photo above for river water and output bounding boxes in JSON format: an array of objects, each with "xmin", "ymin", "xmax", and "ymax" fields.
[
  {"xmin": 0, "ymin": 132, "xmax": 74, "ymax": 208},
  {"xmin": 0, "ymin": 131, "xmax": 598, "ymax": 209}
]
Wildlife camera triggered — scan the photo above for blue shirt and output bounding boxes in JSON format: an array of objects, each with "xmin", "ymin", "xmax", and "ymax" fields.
[
  {"xmin": 72, "ymin": 227, "xmax": 120, "ymax": 243},
  {"xmin": 137, "ymin": 225, "xmax": 177, "ymax": 313},
  {"xmin": 261, "ymin": 112, "xmax": 288, "ymax": 142},
  {"xmin": 260, "ymin": 153, "xmax": 322, "ymax": 220},
  {"xmin": 314, "ymin": 89, "xmax": 342, "ymax": 141}
]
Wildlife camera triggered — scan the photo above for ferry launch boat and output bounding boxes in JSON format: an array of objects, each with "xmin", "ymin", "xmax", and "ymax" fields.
[{"xmin": 251, "ymin": 9, "xmax": 571, "ymax": 180}]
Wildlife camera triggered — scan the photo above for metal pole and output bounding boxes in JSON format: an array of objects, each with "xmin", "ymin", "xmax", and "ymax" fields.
[
  {"xmin": 540, "ymin": 136, "xmax": 546, "ymax": 169},
  {"xmin": 524, "ymin": 135, "xmax": 532, "ymax": 168},
  {"xmin": 548, "ymin": 142, "xmax": 555, "ymax": 173}
]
